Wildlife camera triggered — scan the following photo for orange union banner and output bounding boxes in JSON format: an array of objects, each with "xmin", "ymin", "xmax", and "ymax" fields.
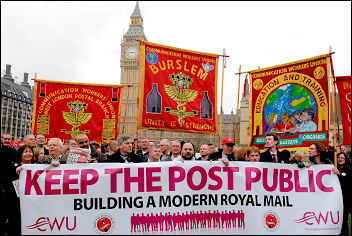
[
  {"xmin": 138, "ymin": 41, "xmax": 219, "ymax": 135},
  {"xmin": 248, "ymin": 54, "xmax": 331, "ymax": 151},
  {"xmin": 32, "ymin": 79, "xmax": 124, "ymax": 145}
]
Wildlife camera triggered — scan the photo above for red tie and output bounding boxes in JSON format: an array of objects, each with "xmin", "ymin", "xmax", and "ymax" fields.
[{"xmin": 273, "ymin": 154, "xmax": 277, "ymax": 163}]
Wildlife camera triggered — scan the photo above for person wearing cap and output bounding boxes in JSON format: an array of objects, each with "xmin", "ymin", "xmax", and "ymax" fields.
[
  {"xmin": 208, "ymin": 137, "xmax": 236, "ymax": 161},
  {"xmin": 89, "ymin": 140, "xmax": 106, "ymax": 162},
  {"xmin": 260, "ymin": 132, "xmax": 290, "ymax": 163}
]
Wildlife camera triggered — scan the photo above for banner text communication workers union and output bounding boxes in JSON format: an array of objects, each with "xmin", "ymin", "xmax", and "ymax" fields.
[
  {"xmin": 248, "ymin": 54, "xmax": 331, "ymax": 150},
  {"xmin": 19, "ymin": 161, "xmax": 342, "ymax": 234},
  {"xmin": 138, "ymin": 42, "xmax": 219, "ymax": 135},
  {"xmin": 32, "ymin": 80, "xmax": 124, "ymax": 145}
]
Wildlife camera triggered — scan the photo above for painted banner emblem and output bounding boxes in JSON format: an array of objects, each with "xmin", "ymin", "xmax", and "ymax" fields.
[
  {"xmin": 138, "ymin": 41, "xmax": 219, "ymax": 135},
  {"xmin": 32, "ymin": 80, "xmax": 124, "ymax": 145},
  {"xmin": 248, "ymin": 54, "xmax": 331, "ymax": 150}
]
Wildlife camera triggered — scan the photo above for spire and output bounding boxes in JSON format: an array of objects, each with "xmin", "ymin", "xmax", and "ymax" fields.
[
  {"xmin": 124, "ymin": 1, "xmax": 147, "ymax": 41},
  {"xmin": 131, "ymin": 1, "xmax": 141, "ymax": 18}
]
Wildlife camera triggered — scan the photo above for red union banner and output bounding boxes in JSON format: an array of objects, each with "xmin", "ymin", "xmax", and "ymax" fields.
[
  {"xmin": 138, "ymin": 41, "xmax": 219, "ymax": 135},
  {"xmin": 335, "ymin": 76, "xmax": 351, "ymax": 145},
  {"xmin": 32, "ymin": 80, "xmax": 124, "ymax": 145},
  {"xmin": 248, "ymin": 54, "xmax": 331, "ymax": 151}
]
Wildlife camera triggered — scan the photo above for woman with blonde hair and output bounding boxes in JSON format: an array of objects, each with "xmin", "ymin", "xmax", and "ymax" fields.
[
  {"xmin": 235, "ymin": 148, "xmax": 249, "ymax": 161},
  {"xmin": 264, "ymin": 112, "xmax": 279, "ymax": 134},
  {"xmin": 33, "ymin": 147, "xmax": 45, "ymax": 163}
]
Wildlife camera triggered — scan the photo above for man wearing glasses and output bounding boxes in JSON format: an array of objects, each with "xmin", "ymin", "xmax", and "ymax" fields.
[{"xmin": 75, "ymin": 134, "xmax": 106, "ymax": 162}]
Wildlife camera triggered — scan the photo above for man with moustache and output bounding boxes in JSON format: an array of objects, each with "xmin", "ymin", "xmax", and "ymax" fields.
[
  {"xmin": 180, "ymin": 142, "xmax": 196, "ymax": 161},
  {"xmin": 75, "ymin": 134, "xmax": 105, "ymax": 162}
]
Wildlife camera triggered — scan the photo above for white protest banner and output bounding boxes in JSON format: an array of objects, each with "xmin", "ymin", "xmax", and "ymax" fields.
[{"xmin": 19, "ymin": 161, "xmax": 342, "ymax": 235}]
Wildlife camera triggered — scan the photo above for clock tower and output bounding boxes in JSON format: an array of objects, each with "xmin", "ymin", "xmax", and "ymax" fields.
[{"xmin": 120, "ymin": 1, "xmax": 147, "ymax": 137}]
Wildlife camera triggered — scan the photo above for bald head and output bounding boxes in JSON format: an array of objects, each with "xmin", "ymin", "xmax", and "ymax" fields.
[{"xmin": 76, "ymin": 134, "xmax": 89, "ymax": 149}]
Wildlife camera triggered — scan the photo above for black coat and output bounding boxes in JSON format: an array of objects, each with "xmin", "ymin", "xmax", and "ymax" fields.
[
  {"xmin": 105, "ymin": 149, "xmax": 143, "ymax": 163},
  {"xmin": 260, "ymin": 149, "xmax": 290, "ymax": 163},
  {"xmin": 208, "ymin": 149, "xmax": 236, "ymax": 161},
  {"xmin": 136, "ymin": 149, "xmax": 149, "ymax": 162}
]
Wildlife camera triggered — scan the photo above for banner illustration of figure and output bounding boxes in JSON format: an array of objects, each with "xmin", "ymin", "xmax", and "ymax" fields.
[{"xmin": 248, "ymin": 54, "xmax": 331, "ymax": 150}]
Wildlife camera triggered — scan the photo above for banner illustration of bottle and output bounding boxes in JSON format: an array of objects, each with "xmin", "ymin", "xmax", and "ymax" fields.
[
  {"xmin": 39, "ymin": 82, "xmax": 47, "ymax": 97},
  {"xmin": 146, "ymin": 83, "xmax": 162, "ymax": 113},
  {"xmin": 200, "ymin": 91, "xmax": 213, "ymax": 119},
  {"xmin": 111, "ymin": 87, "xmax": 119, "ymax": 102}
]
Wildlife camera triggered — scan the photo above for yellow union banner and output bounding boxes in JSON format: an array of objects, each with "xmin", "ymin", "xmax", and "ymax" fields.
[{"xmin": 248, "ymin": 54, "xmax": 331, "ymax": 151}]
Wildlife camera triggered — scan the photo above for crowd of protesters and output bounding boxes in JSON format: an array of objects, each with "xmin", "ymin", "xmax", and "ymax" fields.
[{"xmin": 1, "ymin": 131, "xmax": 351, "ymax": 235}]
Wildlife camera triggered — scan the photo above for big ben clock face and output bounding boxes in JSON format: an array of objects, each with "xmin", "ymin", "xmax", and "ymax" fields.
[{"xmin": 126, "ymin": 46, "xmax": 138, "ymax": 59}]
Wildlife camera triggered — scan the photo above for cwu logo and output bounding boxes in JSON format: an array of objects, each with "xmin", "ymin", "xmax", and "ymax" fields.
[
  {"xmin": 26, "ymin": 216, "xmax": 77, "ymax": 232},
  {"xmin": 294, "ymin": 211, "xmax": 339, "ymax": 225}
]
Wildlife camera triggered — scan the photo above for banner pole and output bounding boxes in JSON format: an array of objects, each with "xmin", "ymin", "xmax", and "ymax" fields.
[
  {"xmin": 219, "ymin": 48, "xmax": 226, "ymax": 147},
  {"xmin": 329, "ymin": 46, "xmax": 338, "ymax": 167},
  {"xmin": 235, "ymin": 65, "xmax": 241, "ymax": 146},
  {"xmin": 330, "ymin": 56, "xmax": 342, "ymax": 146},
  {"xmin": 122, "ymin": 85, "xmax": 131, "ymax": 135},
  {"xmin": 134, "ymin": 33, "xmax": 143, "ymax": 154}
]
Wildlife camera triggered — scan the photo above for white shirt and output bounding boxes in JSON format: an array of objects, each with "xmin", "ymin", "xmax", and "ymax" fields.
[{"xmin": 171, "ymin": 154, "xmax": 182, "ymax": 161}]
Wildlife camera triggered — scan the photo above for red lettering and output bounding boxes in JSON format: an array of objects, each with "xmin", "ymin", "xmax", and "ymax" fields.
[
  {"xmin": 316, "ymin": 170, "xmax": 334, "ymax": 192},
  {"xmin": 208, "ymin": 166, "xmax": 222, "ymax": 190},
  {"xmin": 279, "ymin": 169, "xmax": 293, "ymax": 192},
  {"xmin": 25, "ymin": 170, "xmax": 44, "ymax": 195},
  {"xmin": 187, "ymin": 166, "xmax": 207, "ymax": 190},
  {"xmin": 124, "ymin": 168, "xmax": 144, "ymax": 192},
  {"xmin": 169, "ymin": 167, "xmax": 186, "ymax": 191},
  {"xmin": 263, "ymin": 168, "xmax": 278, "ymax": 191},
  {"xmin": 63, "ymin": 170, "xmax": 79, "ymax": 194},
  {"xmin": 294, "ymin": 170, "xmax": 308, "ymax": 192},
  {"xmin": 223, "ymin": 167, "xmax": 239, "ymax": 190},
  {"xmin": 245, "ymin": 167, "xmax": 261, "ymax": 190},
  {"xmin": 146, "ymin": 167, "xmax": 162, "ymax": 192},
  {"xmin": 105, "ymin": 168, "xmax": 123, "ymax": 193},
  {"xmin": 45, "ymin": 170, "xmax": 62, "ymax": 195},
  {"xmin": 81, "ymin": 169, "xmax": 99, "ymax": 194}
]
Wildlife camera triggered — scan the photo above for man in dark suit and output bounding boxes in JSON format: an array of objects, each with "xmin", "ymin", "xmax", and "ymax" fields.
[
  {"xmin": 105, "ymin": 134, "xmax": 143, "ymax": 163},
  {"xmin": 260, "ymin": 132, "xmax": 290, "ymax": 163}
]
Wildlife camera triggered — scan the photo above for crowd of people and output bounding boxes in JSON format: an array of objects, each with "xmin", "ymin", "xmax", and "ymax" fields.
[{"xmin": 1, "ymin": 131, "xmax": 351, "ymax": 235}]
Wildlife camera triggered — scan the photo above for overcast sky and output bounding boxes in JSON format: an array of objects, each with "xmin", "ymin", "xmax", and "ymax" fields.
[{"xmin": 1, "ymin": 1, "xmax": 351, "ymax": 113}]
